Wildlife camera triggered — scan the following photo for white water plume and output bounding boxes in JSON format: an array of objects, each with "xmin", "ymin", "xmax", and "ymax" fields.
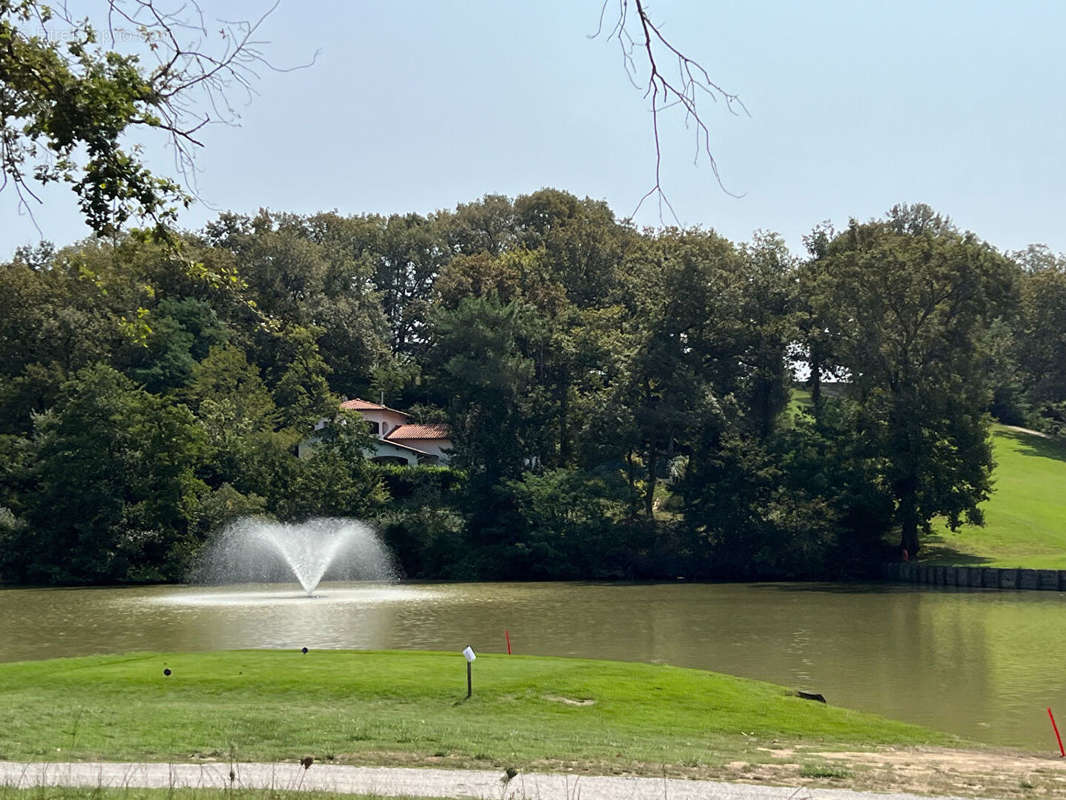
[{"xmin": 192, "ymin": 517, "xmax": 398, "ymax": 594}]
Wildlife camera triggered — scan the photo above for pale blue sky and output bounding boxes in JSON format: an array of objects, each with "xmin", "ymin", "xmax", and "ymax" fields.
[{"xmin": 3, "ymin": 0, "xmax": 1065, "ymax": 259}]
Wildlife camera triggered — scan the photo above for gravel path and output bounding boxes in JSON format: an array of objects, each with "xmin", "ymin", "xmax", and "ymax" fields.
[{"xmin": 0, "ymin": 761, "xmax": 980, "ymax": 800}]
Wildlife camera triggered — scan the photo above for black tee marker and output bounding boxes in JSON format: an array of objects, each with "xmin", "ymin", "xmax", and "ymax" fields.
[{"xmin": 163, "ymin": 668, "xmax": 172, "ymax": 676}]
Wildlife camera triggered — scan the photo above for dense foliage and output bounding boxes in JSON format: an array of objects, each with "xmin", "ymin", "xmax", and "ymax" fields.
[{"xmin": 0, "ymin": 192, "xmax": 1058, "ymax": 585}]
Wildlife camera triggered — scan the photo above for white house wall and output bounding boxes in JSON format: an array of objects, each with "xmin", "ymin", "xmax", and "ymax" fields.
[{"xmin": 356, "ymin": 409, "xmax": 410, "ymax": 437}]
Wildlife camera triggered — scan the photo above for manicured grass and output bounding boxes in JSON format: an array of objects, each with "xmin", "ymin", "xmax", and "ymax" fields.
[
  {"xmin": 922, "ymin": 426, "xmax": 1066, "ymax": 569},
  {"xmin": 0, "ymin": 651, "xmax": 950, "ymax": 771}
]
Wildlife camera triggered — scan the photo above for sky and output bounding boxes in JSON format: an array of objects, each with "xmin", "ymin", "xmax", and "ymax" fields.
[{"xmin": 3, "ymin": 0, "xmax": 1066, "ymax": 259}]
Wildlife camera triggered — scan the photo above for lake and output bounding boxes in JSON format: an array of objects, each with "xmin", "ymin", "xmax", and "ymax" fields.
[{"xmin": 2, "ymin": 580, "xmax": 1064, "ymax": 751}]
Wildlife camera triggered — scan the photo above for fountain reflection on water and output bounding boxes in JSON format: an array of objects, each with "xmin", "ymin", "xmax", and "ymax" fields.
[{"xmin": 191, "ymin": 517, "xmax": 397, "ymax": 598}]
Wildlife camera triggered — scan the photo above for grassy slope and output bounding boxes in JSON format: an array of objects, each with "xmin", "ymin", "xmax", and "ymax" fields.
[
  {"xmin": 923, "ymin": 426, "xmax": 1066, "ymax": 568},
  {"xmin": 0, "ymin": 651, "xmax": 949, "ymax": 770}
]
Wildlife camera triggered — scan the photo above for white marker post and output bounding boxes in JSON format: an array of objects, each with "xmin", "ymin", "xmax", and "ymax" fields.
[{"xmin": 462, "ymin": 645, "xmax": 476, "ymax": 698}]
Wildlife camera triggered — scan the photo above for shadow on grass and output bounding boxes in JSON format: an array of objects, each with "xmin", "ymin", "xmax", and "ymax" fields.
[
  {"xmin": 997, "ymin": 428, "xmax": 1066, "ymax": 462},
  {"xmin": 918, "ymin": 531, "xmax": 992, "ymax": 566}
]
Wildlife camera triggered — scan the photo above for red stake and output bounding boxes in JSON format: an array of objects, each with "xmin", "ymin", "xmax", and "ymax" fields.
[
  {"xmin": 505, "ymin": 630, "xmax": 512, "ymax": 655},
  {"xmin": 1049, "ymin": 708, "xmax": 1065, "ymax": 757}
]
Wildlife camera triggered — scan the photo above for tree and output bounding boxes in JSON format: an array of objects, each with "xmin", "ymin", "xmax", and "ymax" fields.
[
  {"xmin": 805, "ymin": 205, "xmax": 1017, "ymax": 557},
  {"xmin": 183, "ymin": 341, "xmax": 279, "ymax": 495},
  {"xmin": 268, "ymin": 323, "xmax": 336, "ymax": 430},
  {"xmin": 3, "ymin": 3, "xmax": 738, "ymax": 238},
  {"xmin": 437, "ymin": 195, "xmax": 516, "ymax": 257},
  {"xmin": 1, "ymin": 0, "xmax": 297, "ymax": 235},
  {"xmin": 277, "ymin": 411, "xmax": 387, "ymax": 520},
  {"xmin": 0, "ymin": 236, "xmax": 164, "ymax": 433},
  {"xmin": 432, "ymin": 242, "xmax": 572, "ymax": 468},
  {"xmin": 429, "ymin": 294, "xmax": 536, "ymax": 492},
  {"xmin": 796, "ymin": 221, "xmax": 841, "ymax": 423},
  {"xmin": 615, "ymin": 228, "xmax": 747, "ymax": 517},
  {"xmin": 506, "ymin": 467, "xmax": 631, "ymax": 579},
  {"xmin": 513, "ymin": 189, "xmax": 627, "ymax": 308},
  {"xmin": 203, "ymin": 211, "xmax": 392, "ymax": 399},
  {"xmin": 371, "ymin": 213, "xmax": 449, "ymax": 356},
  {"xmin": 1009, "ymin": 247, "xmax": 1066, "ymax": 435},
  {"xmin": 128, "ymin": 296, "xmax": 227, "ymax": 393},
  {"xmin": 15, "ymin": 362, "xmax": 205, "ymax": 583},
  {"xmin": 734, "ymin": 232, "xmax": 797, "ymax": 441}
]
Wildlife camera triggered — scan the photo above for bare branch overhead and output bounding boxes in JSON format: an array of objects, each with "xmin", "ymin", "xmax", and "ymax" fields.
[{"xmin": 594, "ymin": 0, "xmax": 748, "ymax": 222}]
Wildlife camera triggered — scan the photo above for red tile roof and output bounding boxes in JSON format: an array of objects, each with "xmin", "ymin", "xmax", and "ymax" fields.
[
  {"xmin": 386, "ymin": 423, "xmax": 451, "ymax": 441},
  {"xmin": 340, "ymin": 398, "xmax": 410, "ymax": 417}
]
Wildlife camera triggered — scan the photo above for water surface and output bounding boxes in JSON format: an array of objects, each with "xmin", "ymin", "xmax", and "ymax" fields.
[{"xmin": 1, "ymin": 581, "xmax": 1063, "ymax": 751}]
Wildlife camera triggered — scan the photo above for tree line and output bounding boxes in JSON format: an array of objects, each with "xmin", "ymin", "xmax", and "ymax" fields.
[{"xmin": 0, "ymin": 190, "xmax": 1063, "ymax": 585}]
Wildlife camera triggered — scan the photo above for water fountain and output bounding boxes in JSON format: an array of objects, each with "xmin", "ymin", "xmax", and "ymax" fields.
[{"xmin": 192, "ymin": 517, "xmax": 397, "ymax": 595}]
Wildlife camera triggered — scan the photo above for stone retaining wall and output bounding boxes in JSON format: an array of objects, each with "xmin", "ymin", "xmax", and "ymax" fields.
[{"xmin": 882, "ymin": 562, "xmax": 1066, "ymax": 591}]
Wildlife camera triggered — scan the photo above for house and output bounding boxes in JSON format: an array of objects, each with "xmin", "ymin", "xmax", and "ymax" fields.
[{"xmin": 335, "ymin": 398, "xmax": 452, "ymax": 466}]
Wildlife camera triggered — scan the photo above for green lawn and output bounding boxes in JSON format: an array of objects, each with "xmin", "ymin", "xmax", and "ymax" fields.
[
  {"xmin": 0, "ymin": 650, "xmax": 950, "ymax": 772},
  {"xmin": 922, "ymin": 426, "xmax": 1066, "ymax": 569}
]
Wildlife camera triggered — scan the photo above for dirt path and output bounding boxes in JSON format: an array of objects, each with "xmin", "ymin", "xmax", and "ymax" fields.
[
  {"xmin": 2, "ymin": 749, "xmax": 1065, "ymax": 800},
  {"xmin": 703, "ymin": 745, "xmax": 1066, "ymax": 798},
  {"xmin": 809, "ymin": 746, "xmax": 1066, "ymax": 798},
  {"xmin": 0, "ymin": 759, "xmax": 979, "ymax": 800}
]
